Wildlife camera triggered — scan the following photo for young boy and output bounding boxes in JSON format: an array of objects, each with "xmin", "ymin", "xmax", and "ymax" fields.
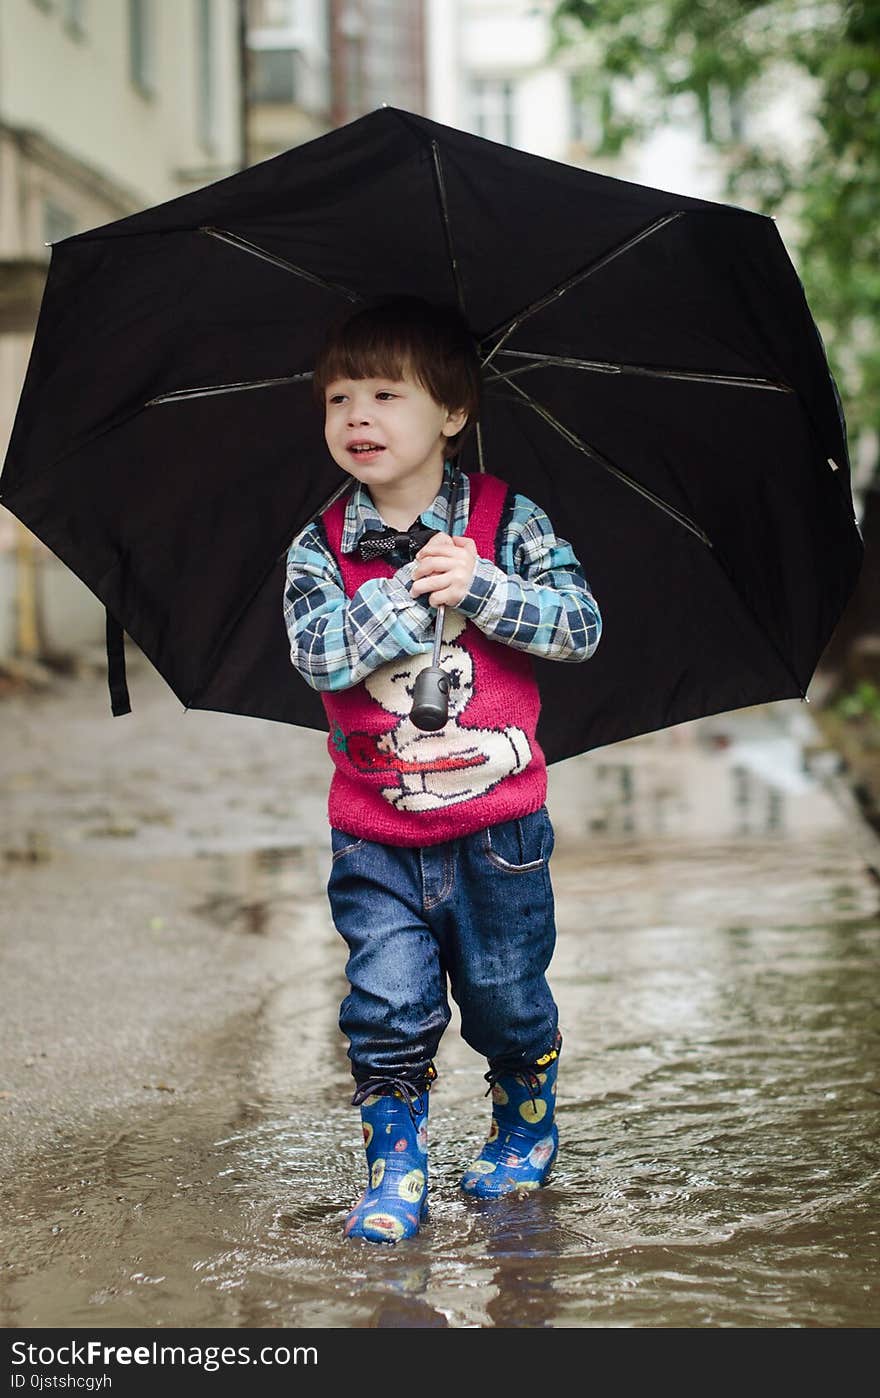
[{"xmin": 283, "ymin": 295, "xmax": 602, "ymax": 1243}]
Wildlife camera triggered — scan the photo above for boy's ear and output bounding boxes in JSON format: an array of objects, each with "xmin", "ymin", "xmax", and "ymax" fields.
[{"xmin": 443, "ymin": 405, "xmax": 468, "ymax": 437}]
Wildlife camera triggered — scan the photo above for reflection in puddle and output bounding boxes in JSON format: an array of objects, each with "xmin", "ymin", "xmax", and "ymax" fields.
[
  {"xmin": 3, "ymin": 822, "xmax": 878, "ymax": 1329},
  {"xmin": 2, "ymin": 704, "xmax": 879, "ymax": 1328},
  {"xmin": 187, "ymin": 846, "xmax": 316, "ymax": 937},
  {"xmin": 548, "ymin": 705, "xmax": 861, "ymax": 852}
]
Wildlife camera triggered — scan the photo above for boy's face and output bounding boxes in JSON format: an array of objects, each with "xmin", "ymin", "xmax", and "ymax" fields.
[{"xmin": 323, "ymin": 370, "xmax": 467, "ymax": 494}]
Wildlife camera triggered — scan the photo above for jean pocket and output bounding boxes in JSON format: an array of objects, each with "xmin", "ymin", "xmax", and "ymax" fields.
[
  {"xmin": 330, "ymin": 828, "xmax": 365, "ymax": 863},
  {"xmin": 481, "ymin": 806, "xmax": 553, "ymax": 873}
]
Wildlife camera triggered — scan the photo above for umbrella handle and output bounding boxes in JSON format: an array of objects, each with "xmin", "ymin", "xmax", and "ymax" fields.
[
  {"xmin": 409, "ymin": 468, "xmax": 462, "ymax": 732},
  {"xmin": 409, "ymin": 659, "xmax": 450, "ymax": 732}
]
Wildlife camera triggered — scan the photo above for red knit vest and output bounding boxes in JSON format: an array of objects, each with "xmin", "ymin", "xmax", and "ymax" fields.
[{"xmin": 319, "ymin": 471, "xmax": 548, "ymax": 846}]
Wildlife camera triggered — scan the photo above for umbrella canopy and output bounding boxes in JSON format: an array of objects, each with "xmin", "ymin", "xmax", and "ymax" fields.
[{"xmin": 0, "ymin": 106, "xmax": 863, "ymax": 765}]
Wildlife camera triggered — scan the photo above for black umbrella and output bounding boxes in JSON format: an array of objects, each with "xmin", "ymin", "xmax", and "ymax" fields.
[{"xmin": 0, "ymin": 106, "xmax": 863, "ymax": 765}]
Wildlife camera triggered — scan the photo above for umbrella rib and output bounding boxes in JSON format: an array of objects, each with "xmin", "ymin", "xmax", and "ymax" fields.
[
  {"xmin": 146, "ymin": 372, "xmax": 313, "ymax": 407},
  {"xmin": 480, "ymin": 213, "xmax": 684, "ymax": 369},
  {"xmin": 429, "ymin": 141, "xmax": 468, "ymax": 318},
  {"xmin": 493, "ymin": 375, "xmax": 713, "ymax": 547},
  {"xmin": 489, "ymin": 350, "xmax": 793, "ymax": 394},
  {"xmin": 475, "ymin": 420, "xmax": 486, "ymax": 473},
  {"xmin": 9, "ymin": 374, "xmax": 316, "ymax": 495},
  {"xmin": 200, "ymin": 227, "xmax": 362, "ymax": 303},
  {"xmin": 428, "ymin": 138, "xmax": 483, "ymax": 469},
  {"xmin": 493, "ymin": 378, "xmax": 810, "ymax": 699}
]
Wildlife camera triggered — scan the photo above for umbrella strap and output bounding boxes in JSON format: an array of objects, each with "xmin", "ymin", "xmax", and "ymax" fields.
[{"xmin": 105, "ymin": 609, "xmax": 131, "ymax": 716}]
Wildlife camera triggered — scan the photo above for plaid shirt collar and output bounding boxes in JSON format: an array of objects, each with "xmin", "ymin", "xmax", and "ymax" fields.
[{"xmin": 340, "ymin": 459, "xmax": 471, "ymax": 554}]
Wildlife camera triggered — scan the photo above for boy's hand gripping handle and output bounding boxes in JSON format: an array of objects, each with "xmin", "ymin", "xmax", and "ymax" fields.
[{"xmin": 410, "ymin": 468, "xmax": 462, "ymax": 733}]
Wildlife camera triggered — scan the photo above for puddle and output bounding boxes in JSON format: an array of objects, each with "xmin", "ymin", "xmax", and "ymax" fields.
[{"xmin": 2, "ymin": 677, "xmax": 879, "ymax": 1327}]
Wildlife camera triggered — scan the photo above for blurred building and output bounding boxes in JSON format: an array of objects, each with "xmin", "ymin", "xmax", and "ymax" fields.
[
  {"xmin": 426, "ymin": 0, "xmax": 813, "ymax": 208},
  {"xmin": 0, "ymin": 1, "xmax": 822, "ymax": 675},
  {"xmin": 329, "ymin": 0, "xmax": 426, "ymax": 126},
  {"xmin": 246, "ymin": 0, "xmax": 331, "ymax": 163},
  {"xmin": 0, "ymin": 0, "xmax": 435, "ymax": 671},
  {"xmin": 244, "ymin": 0, "xmax": 428, "ymax": 165},
  {"xmin": 0, "ymin": 0, "xmax": 245, "ymax": 666}
]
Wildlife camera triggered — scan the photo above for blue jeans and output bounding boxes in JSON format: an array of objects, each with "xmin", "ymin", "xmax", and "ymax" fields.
[{"xmin": 326, "ymin": 805, "xmax": 559, "ymax": 1089}]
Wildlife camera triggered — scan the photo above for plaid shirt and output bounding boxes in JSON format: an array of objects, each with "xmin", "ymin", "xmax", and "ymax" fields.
[{"xmin": 283, "ymin": 461, "xmax": 602, "ymax": 692}]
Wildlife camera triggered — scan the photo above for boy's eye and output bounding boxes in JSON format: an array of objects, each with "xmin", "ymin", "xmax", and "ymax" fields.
[{"xmin": 325, "ymin": 389, "xmax": 397, "ymax": 404}]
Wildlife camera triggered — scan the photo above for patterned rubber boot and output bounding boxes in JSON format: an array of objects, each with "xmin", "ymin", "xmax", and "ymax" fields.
[
  {"xmin": 344, "ymin": 1086, "xmax": 430, "ymax": 1243},
  {"xmin": 460, "ymin": 1035, "xmax": 561, "ymax": 1199}
]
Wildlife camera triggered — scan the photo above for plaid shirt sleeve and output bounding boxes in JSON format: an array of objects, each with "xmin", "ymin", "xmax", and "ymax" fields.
[
  {"xmin": 283, "ymin": 523, "xmax": 436, "ymax": 691},
  {"xmin": 455, "ymin": 493, "xmax": 602, "ymax": 663}
]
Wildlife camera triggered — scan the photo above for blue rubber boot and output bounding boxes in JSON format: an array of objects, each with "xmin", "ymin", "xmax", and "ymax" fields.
[
  {"xmin": 460, "ymin": 1035, "xmax": 561, "ymax": 1199},
  {"xmin": 344, "ymin": 1085, "xmax": 430, "ymax": 1243}
]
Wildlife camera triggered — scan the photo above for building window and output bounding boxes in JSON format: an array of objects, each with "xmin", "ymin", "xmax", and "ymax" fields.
[
  {"xmin": 250, "ymin": 47, "xmax": 306, "ymax": 104},
  {"xmin": 43, "ymin": 200, "xmax": 78, "ymax": 247},
  {"xmin": 129, "ymin": 0, "xmax": 156, "ymax": 96},
  {"xmin": 197, "ymin": 0, "xmax": 217, "ymax": 151},
  {"xmin": 63, "ymin": 0, "xmax": 87, "ymax": 35},
  {"xmin": 469, "ymin": 78, "xmax": 515, "ymax": 146}
]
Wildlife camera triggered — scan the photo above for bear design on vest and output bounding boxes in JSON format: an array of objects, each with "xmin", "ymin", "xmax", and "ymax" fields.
[{"xmin": 343, "ymin": 612, "xmax": 532, "ymax": 811}]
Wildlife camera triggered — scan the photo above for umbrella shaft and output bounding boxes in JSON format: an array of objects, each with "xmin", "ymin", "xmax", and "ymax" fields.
[
  {"xmin": 430, "ymin": 465, "xmax": 461, "ymax": 663},
  {"xmin": 431, "ymin": 608, "xmax": 445, "ymax": 666}
]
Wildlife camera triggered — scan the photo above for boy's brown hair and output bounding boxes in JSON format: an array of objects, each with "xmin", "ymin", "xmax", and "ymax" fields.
[{"xmin": 312, "ymin": 295, "xmax": 481, "ymax": 457}]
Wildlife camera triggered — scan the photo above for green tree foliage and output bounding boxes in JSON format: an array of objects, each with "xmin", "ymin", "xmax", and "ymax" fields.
[{"xmin": 552, "ymin": 1, "xmax": 880, "ymax": 467}]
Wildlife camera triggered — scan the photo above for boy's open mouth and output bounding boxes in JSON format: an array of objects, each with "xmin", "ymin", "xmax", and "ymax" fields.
[{"xmin": 347, "ymin": 441, "xmax": 385, "ymax": 456}]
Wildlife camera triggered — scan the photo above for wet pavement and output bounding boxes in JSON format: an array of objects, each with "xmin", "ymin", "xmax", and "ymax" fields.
[{"xmin": 1, "ymin": 651, "xmax": 879, "ymax": 1329}]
